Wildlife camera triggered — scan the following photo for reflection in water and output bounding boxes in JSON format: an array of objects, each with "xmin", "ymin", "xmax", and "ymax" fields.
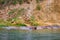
[
  {"xmin": 0, "ymin": 29, "xmax": 60, "ymax": 40},
  {"xmin": 0, "ymin": 30, "xmax": 8, "ymax": 40},
  {"xmin": 26, "ymin": 30, "xmax": 32, "ymax": 40}
]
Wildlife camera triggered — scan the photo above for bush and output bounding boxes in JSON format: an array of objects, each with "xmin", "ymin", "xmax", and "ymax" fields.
[
  {"xmin": 29, "ymin": 16, "xmax": 39, "ymax": 26},
  {"xmin": 36, "ymin": 5, "xmax": 41, "ymax": 10},
  {"xmin": 0, "ymin": 0, "xmax": 23, "ymax": 5},
  {"xmin": 36, "ymin": 0, "xmax": 43, "ymax": 3},
  {"xmin": 12, "ymin": 0, "xmax": 18, "ymax": 5},
  {"xmin": 18, "ymin": 0, "xmax": 23, "ymax": 4},
  {"xmin": 0, "ymin": 24, "xmax": 7, "ymax": 27},
  {"xmin": 0, "ymin": 0, "xmax": 31, "ymax": 5},
  {"xmin": 0, "ymin": 0, "xmax": 5, "ymax": 4},
  {"xmin": 36, "ymin": 0, "xmax": 40, "ymax": 3},
  {"xmin": 16, "ymin": 23, "xmax": 27, "ymax": 26},
  {"xmin": 8, "ymin": 9, "xmax": 17, "ymax": 15}
]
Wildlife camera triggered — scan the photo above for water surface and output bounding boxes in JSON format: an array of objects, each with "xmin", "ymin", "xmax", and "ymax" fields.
[{"xmin": 0, "ymin": 29, "xmax": 60, "ymax": 40}]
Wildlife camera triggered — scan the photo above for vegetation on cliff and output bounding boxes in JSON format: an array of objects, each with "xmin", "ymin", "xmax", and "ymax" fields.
[{"xmin": 0, "ymin": 0, "xmax": 60, "ymax": 26}]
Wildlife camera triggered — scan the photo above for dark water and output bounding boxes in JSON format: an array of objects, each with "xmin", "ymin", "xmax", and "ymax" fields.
[{"xmin": 0, "ymin": 29, "xmax": 60, "ymax": 40}]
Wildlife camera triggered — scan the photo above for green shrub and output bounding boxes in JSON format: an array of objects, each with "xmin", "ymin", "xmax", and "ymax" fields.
[
  {"xmin": 16, "ymin": 23, "xmax": 27, "ymax": 26},
  {"xmin": 36, "ymin": 0, "xmax": 43, "ymax": 3},
  {"xmin": 12, "ymin": 0, "xmax": 18, "ymax": 5},
  {"xmin": 0, "ymin": 0, "xmax": 6, "ymax": 4},
  {"xmin": 18, "ymin": 0, "xmax": 23, "ymax": 4},
  {"xmin": 7, "ymin": 8, "xmax": 25, "ymax": 23},
  {"xmin": 36, "ymin": 5, "xmax": 41, "ymax": 10},
  {"xmin": 0, "ymin": 1, "xmax": 5, "ymax": 4},
  {"xmin": 0, "ymin": 0, "xmax": 23, "ymax": 5},
  {"xmin": 12, "ymin": 8, "xmax": 25, "ymax": 19},
  {"xmin": 29, "ymin": 16, "xmax": 39, "ymax": 26},
  {"xmin": 8, "ymin": 9, "xmax": 17, "ymax": 15},
  {"xmin": 32, "ymin": 22, "xmax": 39, "ymax": 26},
  {"xmin": 36, "ymin": 0, "xmax": 40, "ymax": 3},
  {"xmin": 0, "ymin": 24, "xmax": 7, "ymax": 27},
  {"xmin": 30, "ymin": 20, "xmax": 39, "ymax": 26}
]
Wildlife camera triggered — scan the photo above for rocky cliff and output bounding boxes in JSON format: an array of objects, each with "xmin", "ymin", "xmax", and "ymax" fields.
[{"xmin": 0, "ymin": 0, "xmax": 60, "ymax": 26}]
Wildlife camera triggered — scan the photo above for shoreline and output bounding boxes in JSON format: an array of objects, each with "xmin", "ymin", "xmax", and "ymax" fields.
[
  {"xmin": 0, "ymin": 26, "xmax": 60, "ymax": 33},
  {"xmin": 0, "ymin": 26, "xmax": 60, "ymax": 30}
]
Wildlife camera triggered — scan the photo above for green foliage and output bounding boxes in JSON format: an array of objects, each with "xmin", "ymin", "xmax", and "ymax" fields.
[
  {"xmin": 30, "ymin": 20, "xmax": 39, "ymax": 26},
  {"xmin": 17, "ymin": 8, "xmax": 25, "ymax": 15},
  {"xmin": 36, "ymin": 5, "xmax": 41, "ymax": 10},
  {"xmin": 36, "ymin": 0, "xmax": 40, "ymax": 3},
  {"xmin": 16, "ymin": 23, "xmax": 27, "ymax": 26},
  {"xmin": 5, "ymin": 21, "xmax": 14, "ymax": 26},
  {"xmin": 0, "ymin": 19, "xmax": 7, "ymax": 27},
  {"xmin": 7, "ymin": 8, "xmax": 25, "ymax": 23},
  {"xmin": 0, "ymin": 24, "xmax": 7, "ymax": 27},
  {"xmin": 12, "ymin": 8, "xmax": 25, "ymax": 19},
  {"xmin": 0, "ymin": 0, "xmax": 5, "ymax": 4},
  {"xmin": 18, "ymin": 0, "xmax": 23, "ymax": 4},
  {"xmin": 36, "ymin": 0, "xmax": 43, "ymax": 3},
  {"xmin": 0, "ymin": 0, "xmax": 23, "ymax": 5},
  {"xmin": 12, "ymin": 0, "xmax": 18, "ymax": 5},
  {"xmin": 30, "ymin": 16, "xmax": 35, "ymax": 21},
  {"xmin": 0, "ymin": 0, "xmax": 31, "ymax": 5},
  {"xmin": 29, "ymin": 16, "xmax": 39, "ymax": 26},
  {"xmin": 0, "ymin": 0, "xmax": 31, "ymax": 9},
  {"xmin": 7, "ymin": 8, "xmax": 26, "ymax": 26},
  {"xmin": 32, "ymin": 22, "xmax": 39, "ymax": 26},
  {"xmin": 8, "ymin": 9, "xmax": 17, "ymax": 15}
]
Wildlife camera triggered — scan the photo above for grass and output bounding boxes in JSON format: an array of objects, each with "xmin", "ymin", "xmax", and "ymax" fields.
[
  {"xmin": 29, "ymin": 16, "xmax": 39, "ymax": 26},
  {"xmin": 0, "ymin": 19, "xmax": 27, "ymax": 26},
  {"xmin": 8, "ymin": 8, "xmax": 25, "ymax": 21},
  {"xmin": 0, "ymin": 0, "xmax": 18, "ymax": 5},
  {"xmin": 0, "ymin": 0, "xmax": 24, "ymax": 9},
  {"xmin": 15, "ymin": 23, "xmax": 27, "ymax": 26},
  {"xmin": 5, "ymin": 21, "xmax": 27, "ymax": 26},
  {"xmin": 8, "ymin": 9, "xmax": 17, "ymax": 15},
  {"xmin": 6, "ymin": 8, "xmax": 27, "ymax": 26},
  {"xmin": 0, "ymin": 19, "xmax": 6, "ymax": 27},
  {"xmin": 0, "ymin": 0, "xmax": 30, "ymax": 5}
]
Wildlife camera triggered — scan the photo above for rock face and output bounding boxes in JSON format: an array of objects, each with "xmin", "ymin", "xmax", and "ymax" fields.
[{"xmin": 0, "ymin": 0, "xmax": 60, "ymax": 26}]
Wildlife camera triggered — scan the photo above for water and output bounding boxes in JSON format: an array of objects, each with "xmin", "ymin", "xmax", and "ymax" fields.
[
  {"xmin": 0, "ymin": 29, "xmax": 60, "ymax": 40},
  {"xmin": 26, "ymin": 30, "xmax": 32, "ymax": 40}
]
